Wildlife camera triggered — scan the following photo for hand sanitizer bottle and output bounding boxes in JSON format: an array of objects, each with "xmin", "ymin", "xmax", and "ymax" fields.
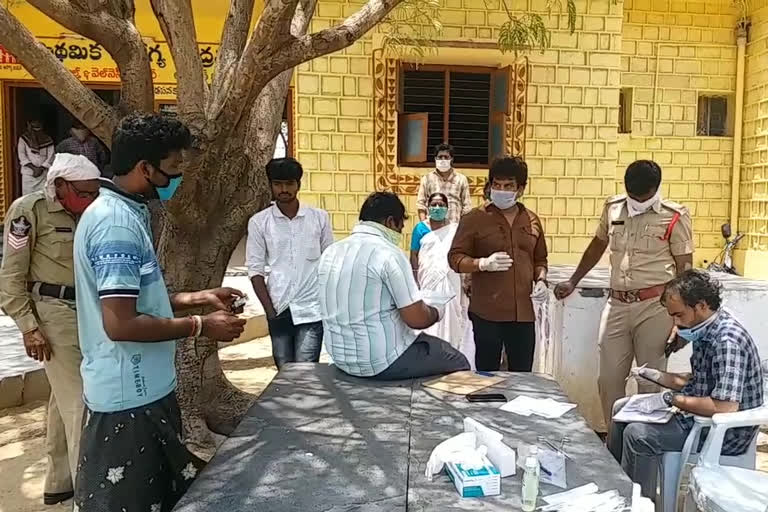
[{"xmin": 521, "ymin": 447, "xmax": 540, "ymax": 512}]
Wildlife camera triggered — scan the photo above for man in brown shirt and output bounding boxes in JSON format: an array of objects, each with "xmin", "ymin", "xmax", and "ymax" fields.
[{"xmin": 448, "ymin": 157, "xmax": 548, "ymax": 371}]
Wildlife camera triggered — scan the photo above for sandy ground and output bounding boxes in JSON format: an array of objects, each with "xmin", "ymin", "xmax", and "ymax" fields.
[
  {"xmin": 0, "ymin": 336, "xmax": 278, "ymax": 512},
  {"xmin": 0, "ymin": 337, "xmax": 766, "ymax": 512}
]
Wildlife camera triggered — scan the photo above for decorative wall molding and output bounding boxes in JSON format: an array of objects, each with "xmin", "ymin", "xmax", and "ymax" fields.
[{"xmin": 373, "ymin": 49, "xmax": 528, "ymax": 196}]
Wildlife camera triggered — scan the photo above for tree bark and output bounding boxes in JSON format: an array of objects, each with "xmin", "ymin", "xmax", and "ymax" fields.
[
  {"xmin": 26, "ymin": 0, "xmax": 154, "ymax": 114},
  {"xmin": 0, "ymin": 4, "xmax": 119, "ymax": 142}
]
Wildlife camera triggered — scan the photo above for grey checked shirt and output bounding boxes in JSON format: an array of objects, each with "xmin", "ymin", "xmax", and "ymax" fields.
[{"xmin": 679, "ymin": 309, "xmax": 764, "ymax": 455}]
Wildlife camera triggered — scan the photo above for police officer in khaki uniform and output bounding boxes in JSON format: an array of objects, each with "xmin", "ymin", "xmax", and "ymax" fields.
[
  {"xmin": 0, "ymin": 153, "xmax": 100, "ymax": 505},
  {"xmin": 555, "ymin": 160, "xmax": 693, "ymax": 430}
]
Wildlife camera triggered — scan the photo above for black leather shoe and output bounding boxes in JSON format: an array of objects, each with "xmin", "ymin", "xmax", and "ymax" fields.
[{"xmin": 43, "ymin": 491, "xmax": 74, "ymax": 505}]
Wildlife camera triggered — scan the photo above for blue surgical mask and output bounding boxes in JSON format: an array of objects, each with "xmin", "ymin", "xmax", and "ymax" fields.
[
  {"xmin": 677, "ymin": 311, "xmax": 719, "ymax": 343},
  {"xmin": 490, "ymin": 189, "xmax": 518, "ymax": 210},
  {"xmin": 428, "ymin": 206, "xmax": 448, "ymax": 221},
  {"xmin": 157, "ymin": 174, "xmax": 183, "ymax": 202}
]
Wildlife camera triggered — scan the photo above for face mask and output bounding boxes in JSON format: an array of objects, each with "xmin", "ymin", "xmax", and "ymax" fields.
[
  {"xmin": 156, "ymin": 174, "xmax": 183, "ymax": 202},
  {"xmin": 428, "ymin": 206, "xmax": 448, "ymax": 221},
  {"xmin": 490, "ymin": 189, "xmax": 518, "ymax": 210},
  {"xmin": 359, "ymin": 220, "xmax": 402, "ymax": 246},
  {"xmin": 436, "ymin": 160, "xmax": 452, "ymax": 172},
  {"xmin": 627, "ymin": 191, "xmax": 660, "ymax": 217},
  {"xmin": 677, "ymin": 311, "xmax": 719, "ymax": 343},
  {"xmin": 59, "ymin": 191, "xmax": 95, "ymax": 216}
]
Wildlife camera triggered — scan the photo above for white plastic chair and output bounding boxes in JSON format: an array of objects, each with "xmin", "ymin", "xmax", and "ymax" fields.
[
  {"xmin": 657, "ymin": 359, "xmax": 768, "ymax": 512},
  {"xmin": 657, "ymin": 416, "xmax": 757, "ymax": 512},
  {"xmin": 683, "ymin": 407, "xmax": 768, "ymax": 512}
]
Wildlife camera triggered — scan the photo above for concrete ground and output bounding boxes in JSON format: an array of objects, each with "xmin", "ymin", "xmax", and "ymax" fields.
[{"xmin": 0, "ymin": 335, "xmax": 766, "ymax": 512}]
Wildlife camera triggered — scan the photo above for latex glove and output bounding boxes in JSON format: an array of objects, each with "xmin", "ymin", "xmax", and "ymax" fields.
[
  {"xmin": 630, "ymin": 366, "xmax": 663, "ymax": 385},
  {"xmin": 530, "ymin": 280, "xmax": 549, "ymax": 302},
  {"xmin": 637, "ymin": 392, "xmax": 668, "ymax": 414},
  {"xmin": 478, "ymin": 252, "xmax": 513, "ymax": 272}
]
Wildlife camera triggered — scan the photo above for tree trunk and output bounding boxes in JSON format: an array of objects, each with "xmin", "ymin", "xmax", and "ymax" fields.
[{"xmin": 156, "ymin": 71, "xmax": 292, "ymax": 458}]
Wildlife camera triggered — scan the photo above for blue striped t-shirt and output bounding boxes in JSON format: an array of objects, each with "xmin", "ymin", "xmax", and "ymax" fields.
[
  {"xmin": 317, "ymin": 222, "xmax": 421, "ymax": 376},
  {"xmin": 74, "ymin": 183, "xmax": 176, "ymax": 412}
]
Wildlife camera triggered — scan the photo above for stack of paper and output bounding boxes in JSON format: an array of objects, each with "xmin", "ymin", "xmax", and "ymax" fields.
[
  {"xmin": 540, "ymin": 484, "xmax": 627, "ymax": 511},
  {"xmin": 612, "ymin": 394, "xmax": 674, "ymax": 424},
  {"xmin": 499, "ymin": 395, "xmax": 577, "ymax": 419}
]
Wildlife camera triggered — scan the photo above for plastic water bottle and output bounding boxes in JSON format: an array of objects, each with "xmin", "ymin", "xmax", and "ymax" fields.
[{"xmin": 521, "ymin": 448, "xmax": 540, "ymax": 512}]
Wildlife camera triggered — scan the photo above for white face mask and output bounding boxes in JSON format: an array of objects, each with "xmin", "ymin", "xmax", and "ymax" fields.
[
  {"xmin": 436, "ymin": 159, "xmax": 452, "ymax": 172},
  {"xmin": 490, "ymin": 189, "xmax": 518, "ymax": 210},
  {"xmin": 627, "ymin": 191, "xmax": 661, "ymax": 217}
]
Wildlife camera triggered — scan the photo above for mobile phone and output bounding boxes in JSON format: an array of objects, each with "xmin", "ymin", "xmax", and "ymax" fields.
[
  {"xmin": 231, "ymin": 295, "xmax": 247, "ymax": 314},
  {"xmin": 466, "ymin": 393, "xmax": 507, "ymax": 403}
]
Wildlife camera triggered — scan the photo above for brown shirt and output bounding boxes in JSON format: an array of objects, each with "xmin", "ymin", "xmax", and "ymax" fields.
[
  {"xmin": 448, "ymin": 203, "xmax": 548, "ymax": 322},
  {"xmin": 595, "ymin": 195, "xmax": 694, "ymax": 291}
]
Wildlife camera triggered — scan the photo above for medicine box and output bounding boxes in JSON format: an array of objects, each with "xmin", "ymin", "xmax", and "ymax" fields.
[{"xmin": 445, "ymin": 456, "xmax": 501, "ymax": 498}]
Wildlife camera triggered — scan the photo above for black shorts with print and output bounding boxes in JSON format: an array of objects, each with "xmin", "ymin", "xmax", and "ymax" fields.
[{"xmin": 74, "ymin": 392, "xmax": 206, "ymax": 512}]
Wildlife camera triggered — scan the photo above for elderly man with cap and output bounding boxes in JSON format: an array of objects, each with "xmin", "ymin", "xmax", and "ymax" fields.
[{"xmin": 0, "ymin": 153, "xmax": 100, "ymax": 505}]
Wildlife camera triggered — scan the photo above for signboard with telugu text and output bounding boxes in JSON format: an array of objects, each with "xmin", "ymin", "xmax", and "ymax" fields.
[{"xmin": 0, "ymin": 37, "xmax": 218, "ymax": 100}]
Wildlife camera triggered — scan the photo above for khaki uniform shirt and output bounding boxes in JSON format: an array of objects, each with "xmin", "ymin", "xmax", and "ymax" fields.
[
  {"xmin": 595, "ymin": 195, "xmax": 693, "ymax": 291},
  {"xmin": 448, "ymin": 203, "xmax": 548, "ymax": 322},
  {"xmin": 0, "ymin": 191, "xmax": 76, "ymax": 333}
]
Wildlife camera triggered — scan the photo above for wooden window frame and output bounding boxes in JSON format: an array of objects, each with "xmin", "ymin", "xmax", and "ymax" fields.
[
  {"xmin": 697, "ymin": 93, "xmax": 731, "ymax": 137},
  {"xmin": 619, "ymin": 87, "xmax": 633, "ymax": 134},
  {"xmin": 398, "ymin": 63, "xmax": 497, "ymax": 169}
]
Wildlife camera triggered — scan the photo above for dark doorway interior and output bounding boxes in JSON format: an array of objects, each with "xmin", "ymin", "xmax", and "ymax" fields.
[{"xmin": 7, "ymin": 85, "xmax": 119, "ymax": 200}]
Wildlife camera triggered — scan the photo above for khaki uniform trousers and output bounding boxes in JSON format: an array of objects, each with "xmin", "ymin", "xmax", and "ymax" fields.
[
  {"xmin": 597, "ymin": 296, "xmax": 672, "ymax": 428},
  {"xmin": 36, "ymin": 297, "xmax": 84, "ymax": 494}
]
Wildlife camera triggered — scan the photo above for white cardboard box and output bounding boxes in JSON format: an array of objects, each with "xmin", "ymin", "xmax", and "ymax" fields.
[{"xmin": 445, "ymin": 456, "xmax": 501, "ymax": 498}]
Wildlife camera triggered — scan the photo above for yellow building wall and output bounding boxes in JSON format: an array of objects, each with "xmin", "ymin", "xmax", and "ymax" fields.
[
  {"xmin": 618, "ymin": 0, "xmax": 739, "ymax": 267},
  {"xmin": 738, "ymin": 0, "xmax": 768, "ymax": 278},
  {"xmin": 297, "ymin": 0, "xmax": 625, "ymax": 263},
  {"xmin": 4, "ymin": 0, "xmax": 768, "ymax": 276}
]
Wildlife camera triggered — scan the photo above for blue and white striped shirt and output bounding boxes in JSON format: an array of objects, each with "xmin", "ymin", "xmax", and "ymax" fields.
[
  {"xmin": 318, "ymin": 222, "xmax": 421, "ymax": 376},
  {"xmin": 74, "ymin": 183, "xmax": 176, "ymax": 412}
]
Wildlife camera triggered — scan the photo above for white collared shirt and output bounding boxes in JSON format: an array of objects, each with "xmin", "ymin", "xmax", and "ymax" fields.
[
  {"xmin": 246, "ymin": 203, "xmax": 334, "ymax": 325},
  {"xmin": 317, "ymin": 222, "xmax": 422, "ymax": 376}
]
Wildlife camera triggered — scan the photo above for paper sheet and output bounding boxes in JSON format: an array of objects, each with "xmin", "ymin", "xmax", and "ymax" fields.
[
  {"xmin": 612, "ymin": 394, "xmax": 674, "ymax": 424},
  {"xmin": 422, "ymin": 371, "xmax": 506, "ymax": 395},
  {"xmin": 499, "ymin": 395, "xmax": 577, "ymax": 419}
]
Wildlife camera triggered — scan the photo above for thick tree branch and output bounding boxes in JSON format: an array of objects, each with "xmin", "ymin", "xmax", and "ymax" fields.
[
  {"xmin": 150, "ymin": 0, "xmax": 208, "ymax": 130},
  {"xmin": 26, "ymin": 0, "xmax": 153, "ymax": 114},
  {"xmin": 0, "ymin": 5, "xmax": 118, "ymax": 143},
  {"xmin": 207, "ymin": 0, "xmax": 255, "ymax": 119},
  {"xmin": 278, "ymin": 0, "xmax": 402, "ymax": 69}
]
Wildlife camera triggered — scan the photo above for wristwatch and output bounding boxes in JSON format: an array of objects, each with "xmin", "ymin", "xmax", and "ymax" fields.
[{"xmin": 662, "ymin": 390, "xmax": 675, "ymax": 407}]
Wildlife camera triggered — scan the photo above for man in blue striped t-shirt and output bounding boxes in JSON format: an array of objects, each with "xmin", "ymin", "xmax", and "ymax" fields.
[{"xmin": 317, "ymin": 191, "xmax": 469, "ymax": 379}]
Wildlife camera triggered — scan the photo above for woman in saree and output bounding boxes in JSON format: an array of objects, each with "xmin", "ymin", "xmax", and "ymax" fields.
[{"xmin": 410, "ymin": 193, "xmax": 474, "ymax": 365}]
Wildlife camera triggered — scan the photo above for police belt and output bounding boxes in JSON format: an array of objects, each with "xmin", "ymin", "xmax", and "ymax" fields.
[
  {"xmin": 28, "ymin": 282, "xmax": 76, "ymax": 301},
  {"xmin": 610, "ymin": 284, "xmax": 666, "ymax": 303}
]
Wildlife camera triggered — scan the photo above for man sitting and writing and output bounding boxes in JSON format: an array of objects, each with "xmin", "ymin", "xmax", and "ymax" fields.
[
  {"xmin": 317, "ymin": 191, "xmax": 470, "ymax": 380},
  {"xmin": 608, "ymin": 269, "xmax": 764, "ymax": 499}
]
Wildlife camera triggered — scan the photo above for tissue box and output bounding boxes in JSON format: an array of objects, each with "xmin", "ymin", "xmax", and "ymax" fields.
[{"xmin": 445, "ymin": 456, "xmax": 501, "ymax": 498}]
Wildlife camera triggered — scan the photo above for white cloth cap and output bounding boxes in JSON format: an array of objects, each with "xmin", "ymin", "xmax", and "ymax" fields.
[{"xmin": 45, "ymin": 153, "xmax": 101, "ymax": 201}]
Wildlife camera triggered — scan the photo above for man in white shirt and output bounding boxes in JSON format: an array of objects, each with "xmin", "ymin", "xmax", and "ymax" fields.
[
  {"xmin": 247, "ymin": 158, "xmax": 334, "ymax": 369},
  {"xmin": 318, "ymin": 191, "xmax": 470, "ymax": 379},
  {"xmin": 18, "ymin": 116, "xmax": 55, "ymax": 195}
]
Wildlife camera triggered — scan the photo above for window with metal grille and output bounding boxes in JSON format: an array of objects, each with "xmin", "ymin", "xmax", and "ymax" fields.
[{"xmin": 398, "ymin": 64, "xmax": 512, "ymax": 167}]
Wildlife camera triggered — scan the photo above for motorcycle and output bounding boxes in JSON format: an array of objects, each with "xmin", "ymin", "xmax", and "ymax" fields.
[{"xmin": 706, "ymin": 223, "xmax": 745, "ymax": 275}]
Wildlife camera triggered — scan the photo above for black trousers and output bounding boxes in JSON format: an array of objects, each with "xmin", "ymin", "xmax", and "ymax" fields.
[{"xmin": 470, "ymin": 312, "xmax": 536, "ymax": 372}]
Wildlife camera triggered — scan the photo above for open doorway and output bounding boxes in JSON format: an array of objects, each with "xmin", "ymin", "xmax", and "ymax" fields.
[{"xmin": 4, "ymin": 83, "xmax": 119, "ymax": 202}]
